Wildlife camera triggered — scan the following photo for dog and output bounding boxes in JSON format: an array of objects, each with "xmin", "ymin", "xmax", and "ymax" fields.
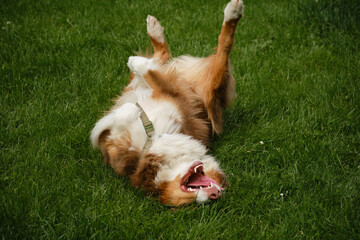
[{"xmin": 91, "ymin": 0, "xmax": 244, "ymax": 206}]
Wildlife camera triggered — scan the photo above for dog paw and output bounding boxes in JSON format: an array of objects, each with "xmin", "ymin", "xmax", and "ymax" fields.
[
  {"xmin": 147, "ymin": 15, "xmax": 165, "ymax": 44},
  {"xmin": 111, "ymin": 103, "xmax": 141, "ymax": 135},
  {"xmin": 127, "ymin": 56, "xmax": 154, "ymax": 75},
  {"xmin": 224, "ymin": 0, "xmax": 244, "ymax": 23},
  {"xmin": 116, "ymin": 103, "xmax": 141, "ymax": 120}
]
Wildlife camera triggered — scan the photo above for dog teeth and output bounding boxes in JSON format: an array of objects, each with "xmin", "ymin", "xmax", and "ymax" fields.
[{"xmin": 193, "ymin": 164, "xmax": 203, "ymax": 174}]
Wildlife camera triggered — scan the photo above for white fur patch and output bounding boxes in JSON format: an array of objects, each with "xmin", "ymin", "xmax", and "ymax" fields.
[
  {"xmin": 223, "ymin": 0, "xmax": 244, "ymax": 24},
  {"xmin": 147, "ymin": 15, "xmax": 165, "ymax": 44},
  {"xmin": 196, "ymin": 189, "xmax": 211, "ymax": 203}
]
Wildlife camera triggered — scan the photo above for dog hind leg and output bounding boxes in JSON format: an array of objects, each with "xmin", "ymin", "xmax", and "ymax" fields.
[{"xmin": 203, "ymin": 0, "xmax": 244, "ymax": 134}]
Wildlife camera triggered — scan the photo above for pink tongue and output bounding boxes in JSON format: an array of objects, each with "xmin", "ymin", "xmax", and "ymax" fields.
[
  {"xmin": 187, "ymin": 173, "xmax": 222, "ymax": 199},
  {"xmin": 187, "ymin": 173, "xmax": 218, "ymax": 187}
]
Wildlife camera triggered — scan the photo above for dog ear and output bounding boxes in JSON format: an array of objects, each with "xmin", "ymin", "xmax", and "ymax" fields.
[
  {"xmin": 130, "ymin": 154, "xmax": 164, "ymax": 194},
  {"xmin": 99, "ymin": 130, "xmax": 140, "ymax": 176}
]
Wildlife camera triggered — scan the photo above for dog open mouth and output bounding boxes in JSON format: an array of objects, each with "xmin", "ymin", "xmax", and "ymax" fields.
[{"xmin": 180, "ymin": 161, "xmax": 224, "ymax": 199}]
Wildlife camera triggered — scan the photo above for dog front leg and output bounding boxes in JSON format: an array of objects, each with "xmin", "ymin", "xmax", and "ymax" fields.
[{"xmin": 147, "ymin": 15, "xmax": 171, "ymax": 64}]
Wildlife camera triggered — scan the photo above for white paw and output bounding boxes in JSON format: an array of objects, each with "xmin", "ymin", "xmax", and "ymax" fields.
[
  {"xmin": 147, "ymin": 15, "xmax": 165, "ymax": 44},
  {"xmin": 110, "ymin": 103, "xmax": 141, "ymax": 137},
  {"xmin": 224, "ymin": 0, "xmax": 244, "ymax": 23},
  {"xmin": 127, "ymin": 56, "xmax": 155, "ymax": 75},
  {"xmin": 113, "ymin": 103, "xmax": 141, "ymax": 126}
]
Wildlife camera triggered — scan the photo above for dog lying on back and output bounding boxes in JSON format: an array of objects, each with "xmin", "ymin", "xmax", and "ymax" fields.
[{"xmin": 91, "ymin": 0, "xmax": 244, "ymax": 206}]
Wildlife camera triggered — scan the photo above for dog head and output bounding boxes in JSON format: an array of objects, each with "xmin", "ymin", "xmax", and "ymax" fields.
[
  {"xmin": 158, "ymin": 160, "xmax": 225, "ymax": 205},
  {"xmin": 133, "ymin": 134, "xmax": 226, "ymax": 206}
]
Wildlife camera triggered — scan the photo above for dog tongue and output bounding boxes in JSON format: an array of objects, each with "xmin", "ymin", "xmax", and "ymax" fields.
[
  {"xmin": 187, "ymin": 172, "xmax": 220, "ymax": 188},
  {"xmin": 187, "ymin": 172, "xmax": 223, "ymax": 200}
]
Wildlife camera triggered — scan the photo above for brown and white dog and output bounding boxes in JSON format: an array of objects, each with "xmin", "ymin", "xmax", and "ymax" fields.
[{"xmin": 91, "ymin": 0, "xmax": 244, "ymax": 206}]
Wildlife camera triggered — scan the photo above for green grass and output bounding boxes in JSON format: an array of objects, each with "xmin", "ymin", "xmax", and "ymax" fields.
[{"xmin": 1, "ymin": 0, "xmax": 359, "ymax": 238}]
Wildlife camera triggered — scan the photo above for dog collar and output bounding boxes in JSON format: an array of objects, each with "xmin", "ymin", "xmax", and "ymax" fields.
[{"xmin": 136, "ymin": 103, "xmax": 154, "ymax": 160}]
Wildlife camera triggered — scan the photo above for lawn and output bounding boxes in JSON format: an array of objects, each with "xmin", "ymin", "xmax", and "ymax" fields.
[{"xmin": 1, "ymin": 0, "xmax": 359, "ymax": 239}]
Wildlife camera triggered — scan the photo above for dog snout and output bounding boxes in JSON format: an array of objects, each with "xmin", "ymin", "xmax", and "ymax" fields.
[
  {"xmin": 209, "ymin": 189, "xmax": 221, "ymax": 200},
  {"xmin": 203, "ymin": 185, "xmax": 222, "ymax": 200}
]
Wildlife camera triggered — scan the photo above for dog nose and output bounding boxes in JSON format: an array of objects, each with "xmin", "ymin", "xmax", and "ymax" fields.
[
  {"xmin": 209, "ymin": 189, "xmax": 221, "ymax": 200},
  {"xmin": 204, "ymin": 185, "xmax": 222, "ymax": 200}
]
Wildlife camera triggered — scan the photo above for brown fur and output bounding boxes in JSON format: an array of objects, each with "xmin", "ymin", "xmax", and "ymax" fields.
[
  {"xmin": 99, "ymin": 130, "xmax": 140, "ymax": 175},
  {"xmin": 147, "ymin": 33, "xmax": 171, "ymax": 64},
  {"xmin": 99, "ymin": 131, "xmax": 165, "ymax": 195},
  {"xmin": 130, "ymin": 154, "xmax": 164, "ymax": 194},
  {"xmin": 191, "ymin": 18, "xmax": 241, "ymax": 134},
  {"xmin": 159, "ymin": 176, "xmax": 197, "ymax": 205}
]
